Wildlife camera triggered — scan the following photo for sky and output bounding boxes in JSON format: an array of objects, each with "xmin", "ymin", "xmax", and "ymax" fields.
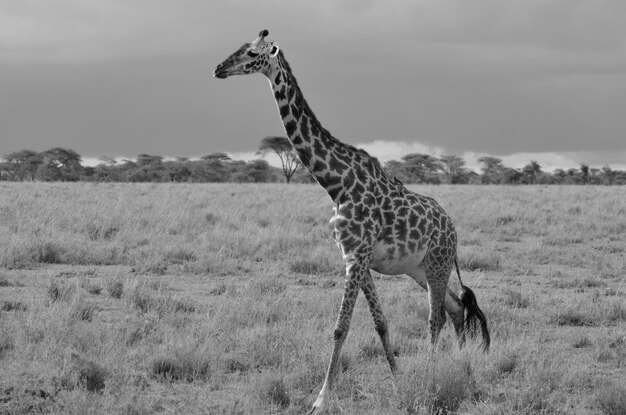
[{"xmin": 1, "ymin": 0, "xmax": 625, "ymax": 172}]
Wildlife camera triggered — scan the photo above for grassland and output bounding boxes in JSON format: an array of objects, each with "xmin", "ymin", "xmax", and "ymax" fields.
[{"xmin": 0, "ymin": 182, "xmax": 624, "ymax": 414}]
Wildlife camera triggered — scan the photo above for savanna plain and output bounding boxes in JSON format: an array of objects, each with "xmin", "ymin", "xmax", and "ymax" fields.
[{"xmin": 0, "ymin": 182, "xmax": 625, "ymax": 415}]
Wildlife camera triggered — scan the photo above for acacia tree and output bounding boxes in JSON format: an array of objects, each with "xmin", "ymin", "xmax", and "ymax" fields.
[
  {"xmin": 401, "ymin": 153, "xmax": 442, "ymax": 183},
  {"xmin": 579, "ymin": 163, "xmax": 590, "ymax": 184},
  {"xmin": 439, "ymin": 155, "xmax": 469, "ymax": 184},
  {"xmin": 257, "ymin": 136, "xmax": 300, "ymax": 183},
  {"xmin": 201, "ymin": 152, "xmax": 231, "ymax": 162},
  {"xmin": 37, "ymin": 147, "xmax": 83, "ymax": 181},
  {"xmin": 522, "ymin": 160, "xmax": 542, "ymax": 184},
  {"xmin": 1, "ymin": 150, "xmax": 43, "ymax": 181},
  {"xmin": 478, "ymin": 156, "xmax": 504, "ymax": 184},
  {"xmin": 383, "ymin": 160, "xmax": 406, "ymax": 182}
]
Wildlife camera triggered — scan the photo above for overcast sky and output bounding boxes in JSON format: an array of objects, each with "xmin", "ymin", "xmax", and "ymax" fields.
[{"xmin": 1, "ymin": 0, "xmax": 625, "ymax": 171}]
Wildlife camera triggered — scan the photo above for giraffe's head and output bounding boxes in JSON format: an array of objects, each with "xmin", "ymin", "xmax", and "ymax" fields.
[{"xmin": 213, "ymin": 29, "xmax": 280, "ymax": 79}]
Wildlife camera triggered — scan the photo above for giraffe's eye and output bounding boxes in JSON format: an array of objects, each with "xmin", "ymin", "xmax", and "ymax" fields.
[{"xmin": 247, "ymin": 51, "xmax": 259, "ymax": 58}]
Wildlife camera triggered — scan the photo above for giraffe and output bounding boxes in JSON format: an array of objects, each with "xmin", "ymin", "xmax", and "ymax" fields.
[{"xmin": 214, "ymin": 30, "xmax": 490, "ymax": 414}]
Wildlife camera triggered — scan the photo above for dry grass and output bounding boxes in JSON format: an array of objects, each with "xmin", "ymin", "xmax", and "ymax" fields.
[{"xmin": 0, "ymin": 182, "xmax": 624, "ymax": 414}]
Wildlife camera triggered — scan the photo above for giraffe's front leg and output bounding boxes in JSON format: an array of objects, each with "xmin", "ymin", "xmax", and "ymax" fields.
[{"xmin": 311, "ymin": 260, "xmax": 364, "ymax": 415}]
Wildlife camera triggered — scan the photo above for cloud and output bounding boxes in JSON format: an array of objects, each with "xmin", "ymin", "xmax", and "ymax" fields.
[{"xmin": 355, "ymin": 140, "xmax": 445, "ymax": 162}]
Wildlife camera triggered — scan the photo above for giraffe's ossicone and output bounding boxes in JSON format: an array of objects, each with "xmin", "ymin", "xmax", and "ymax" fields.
[{"xmin": 214, "ymin": 29, "xmax": 490, "ymax": 415}]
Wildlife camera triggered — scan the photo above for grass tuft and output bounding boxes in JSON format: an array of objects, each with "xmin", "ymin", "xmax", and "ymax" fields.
[
  {"xmin": 150, "ymin": 352, "xmax": 211, "ymax": 382},
  {"xmin": 0, "ymin": 334, "xmax": 15, "ymax": 358},
  {"xmin": 458, "ymin": 251, "xmax": 501, "ymax": 271},
  {"xmin": 85, "ymin": 284, "xmax": 102, "ymax": 295},
  {"xmin": 400, "ymin": 356, "xmax": 473, "ymax": 414},
  {"xmin": 78, "ymin": 360, "xmax": 108, "ymax": 392},
  {"xmin": 37, "ymin": 241, "xmax": 66, "ymax": 264},
  {"xmin": 594, "ymin": 382, "xmax": 626, "ymax": 415},
  {"xmin": 224, "ymin": 357, "xmax": 250, "ymax": 374},
  {"xmin": 46, "ymin": 279, "xmax": 75, "ymax": 303},
  {"xmin": 1, "ymin": 300, "xmax": 28, "ymax": 312},
  {"xmin": 494, "ymin": 353, "xmax": 518, "ymax": 375},
  {"xmin": 0, "ymin": 275, "xmax": 14, "ymax": 287},
  {"xmin": 602, "ymin": 301, "xmax": 626, "ymax": 323},
  {"xmin": 259, "ymin": 377, "xmax": 290, "ymax": 408},
  {"xmin": 551, "ymin": 309, "xmax": 595, "ymax": 326},
  {"xmin": 572, "ymin": 336, "xmax": 593, "ymax": 348},
  {"xmin": 130, "ymin": 288, "xmax": 196, "ymax": 316},
  {"xmin": 163, "ymin": 248, "xmax": 197, "ymax": 264},
  {"xmin": 58, "ymin": 356, "xmax": 109, "ymax": 393},
  {"xmin": 106, "ymin": 280, "xmax": 124, "ymax": 299},
  {"xmin": 502, "ymin": 289, "xmax": 529, "ymax": 308},
  {"xmin": 289, "ymin": 258, "xmax": 334, "ymax": 275},
  {"xmin": 495, "ymin": 215, "xmax": 516, "ymax": 226},
  {"xmin": 70, "ymin": 301, "xmax": 96, "ymax": 322},
  {"xmin": 85, "ymin": 223, "xmax": 119, "ymax": 241}
]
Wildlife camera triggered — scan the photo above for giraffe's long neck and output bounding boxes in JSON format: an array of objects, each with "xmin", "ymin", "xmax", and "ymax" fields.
[{"xmin": 267, "ymin": 54, "xmax": 372, "ymax": 202}]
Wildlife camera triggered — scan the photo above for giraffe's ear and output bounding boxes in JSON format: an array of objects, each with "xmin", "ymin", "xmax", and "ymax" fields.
[{"xmin": 269, "ymin": 44, "xmax": 280, "ymax": 58}]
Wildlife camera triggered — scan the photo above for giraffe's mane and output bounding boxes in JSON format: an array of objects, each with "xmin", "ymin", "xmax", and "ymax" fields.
[{"xmin": 277, "ymin": 50, "xmax": 386, "ymax": 177}]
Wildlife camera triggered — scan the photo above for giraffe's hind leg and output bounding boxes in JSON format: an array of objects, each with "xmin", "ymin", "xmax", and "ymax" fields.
[
  {"xmin": 407, "ymin": 268, "xmax": 447, "ymax": 347},
  {"xmin": 409, "ymin": 269, "xmax": 466, "ymax": 348},
  {"xmin": 444, "ymin": 288, "xmax": 466, "ymax": 346},
  {"xmin": 426, "ymin": 277, "xmax": 447, "ymax": 347},
  {"xmin": 362, "ymin": 270, "xmax": 397, "ymax": 373}
]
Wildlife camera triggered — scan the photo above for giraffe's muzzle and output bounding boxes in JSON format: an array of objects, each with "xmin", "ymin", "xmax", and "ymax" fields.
[{"xmin": 213, "ymin": 64, "xmax": 228, "ymax": 79}]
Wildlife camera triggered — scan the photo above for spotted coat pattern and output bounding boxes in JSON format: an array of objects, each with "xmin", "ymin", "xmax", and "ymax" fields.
[{"xmin": 215, "ymin": 30, "xmax": 470, "ymax": 414}]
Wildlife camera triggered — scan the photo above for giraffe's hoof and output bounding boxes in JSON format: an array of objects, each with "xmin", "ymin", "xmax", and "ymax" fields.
[
  {"xmin": 310, "ymin": 395, "xmax": 326, "ymax": 415},
  {"xmin": 309, "ymin": 405, "xmax": 323, "ymax": 415}
]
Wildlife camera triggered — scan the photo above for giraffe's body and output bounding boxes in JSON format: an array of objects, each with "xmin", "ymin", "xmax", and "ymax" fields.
[{"xmin": 214, "ymin": 30, "xmax": 490, "ymax": 414}]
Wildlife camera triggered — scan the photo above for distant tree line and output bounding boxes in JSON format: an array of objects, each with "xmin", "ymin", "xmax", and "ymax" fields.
[
  {"xmin": 384, "ymin": 154, "xmax": 626, "ymax": 185},
  {"xmin": 0, "ymin": 146, "xmax": 312, "ymax": 184},
  {"xmin": 1, "ymin": 141, "xmax": 625, "ymax": 185}
]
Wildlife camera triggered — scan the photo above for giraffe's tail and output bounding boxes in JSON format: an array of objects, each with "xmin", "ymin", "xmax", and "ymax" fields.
[{"xmin": 455, "ymin": 258, "xmax": 491, "ymax": 352}]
